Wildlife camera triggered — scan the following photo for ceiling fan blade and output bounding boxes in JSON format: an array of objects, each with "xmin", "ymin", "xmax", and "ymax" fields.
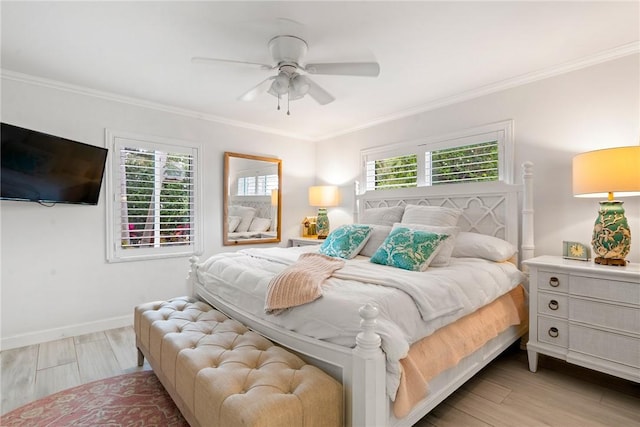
[
  {"xmin": 238, "ymin": 76, "xmax": 276, "ymax": 102},
  {"xmin": 303, "ymin": 76, "xmax": 335, "ymax": 105},
  {"xmin": 191, "ymin": 57, "xmax": 272, "ymax": 70},
  {"xmin": 304, "ymin": 62, "xmax": 380, "ymax": 77}
]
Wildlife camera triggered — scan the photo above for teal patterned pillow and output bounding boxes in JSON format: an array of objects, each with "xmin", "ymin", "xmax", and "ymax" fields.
[
  {"xmin": 370, "ymin": 226, "xmax": 449, "ymax": 271},
  {"xmin": 319, "ymin": 224, "xmax": 373, "ymax": 259}
]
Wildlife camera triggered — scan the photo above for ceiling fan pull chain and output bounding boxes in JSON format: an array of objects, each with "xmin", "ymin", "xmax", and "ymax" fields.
[
  {"xmin": 277, "ymin": 94, "xmax": 281, "ymax": 111},
  {"xmin": 286, "ymin": 80, "xmax": 291, "ymax": 115}
]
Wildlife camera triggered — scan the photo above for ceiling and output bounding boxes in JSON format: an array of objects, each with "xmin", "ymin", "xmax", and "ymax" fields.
[{"xmin": 1, "ymin": 1, "xmax": 638, "ymax": 141}]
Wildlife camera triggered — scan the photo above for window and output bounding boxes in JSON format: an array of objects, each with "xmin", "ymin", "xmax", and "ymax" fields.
[
  {"xmin": 237, "ymin": 174, "xmax": 279, "ymax": 196},
  {"xmin": 362, "ymin": 121, "xmax": 513, "ymax": 191},
  {"xmin": 105, "ymin": 130, "xmax": 202, "ymax": 262}
]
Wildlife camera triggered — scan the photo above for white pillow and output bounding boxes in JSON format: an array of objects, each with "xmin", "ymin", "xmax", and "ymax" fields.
[
  {"xmin": 401, "ymin": 204, "xmax": 462, "ymax": 227},
  {"xmin": 395, "ymin": 223, "xmax": 459, "ymax": 266},
  {"xmin": 452, "ymin": 232, "xmax": 517, "ymax": 262},
  {"xmin": 359, "ymin": 225, "xmax": 392, "ymax": 257},
  {"xmin": 228, "ymin": 206, "xmax": 256, "ymax": 232},
  {"xmin": 248, "ymin": 217, "xmax": 272, "ymax": 232},
  {"xmin": 360, "ymin": 206, "xmax": 405, "ymax": 226},
  {"xmin": 228, "ymin": 215, "xmax": 241, "ymax": 232}
]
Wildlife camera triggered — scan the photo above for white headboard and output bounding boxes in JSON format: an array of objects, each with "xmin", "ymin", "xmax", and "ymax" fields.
[{"xmin": 355, "ymin": 162, "xmax": 534, "ymax": 266}]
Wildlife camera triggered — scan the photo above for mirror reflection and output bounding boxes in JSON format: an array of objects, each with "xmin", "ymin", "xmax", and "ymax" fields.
[{"xmin": 224, "ymin": 152, "xmax": 281, "ymax": 245}]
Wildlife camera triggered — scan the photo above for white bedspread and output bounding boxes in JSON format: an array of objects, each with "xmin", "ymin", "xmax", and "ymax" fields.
[{"xmin": 195, "ymin": 246, "xmax": 525, "ymax": 399}]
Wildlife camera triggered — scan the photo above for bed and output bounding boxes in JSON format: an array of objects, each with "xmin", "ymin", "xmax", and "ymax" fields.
[{"xmin": 188, "ymin": 162, "xmax": 534, "ymax": 427}]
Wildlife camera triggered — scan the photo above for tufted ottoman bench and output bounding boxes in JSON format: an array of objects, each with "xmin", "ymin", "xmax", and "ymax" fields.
[{"xmin": 134, "ymin": 297, "xmax": 343, "ymax": 427}]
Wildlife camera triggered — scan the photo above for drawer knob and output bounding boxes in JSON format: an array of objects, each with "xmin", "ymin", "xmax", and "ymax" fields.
[
  {"xmin": 548, "ymin": 300, "xmax": 559, "ymax": 310},
  {"xmin": 548, "ymin": 327, "xmax": 559, "ymax": 338},
  {"xmin": 549, "ymin": 277, "xmax": 560, "ymax": 287}
]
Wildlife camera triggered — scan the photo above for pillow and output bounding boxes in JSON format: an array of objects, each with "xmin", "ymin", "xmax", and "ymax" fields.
[
  {"xmin": 319, "ymin": 224, "xmax": 373, "ymax": 259},
  {"xmin": 370, "ymin": 226, "xmax": 450, "ymax": 271},
  {"xmin": 452, "ymin": 232, "xmax": 517, "ymax": 262},
  {"xmin": 401, "ymin": 204, "xmax": 462, "ymax": 227},
  {"xmin": 360, "ymin": 206, "xmax": 404, "ymax": 226},
  {"xmin": 228, "ymin": 215, "xmax": 241, "ymax": 232},
  {"xmin": 228, "ymin": 206, "xmax": 256, "ymax": 232},
  {"xmin": 359, "ymin": 225, "xmax": 392, "ymax": 257},
  {"xmin": 394, "ymin": 223, "xmax": 459, "ymax": 267},
  {"xmin": 249, "ymin": 217, "xmax": 272, "ymax": 232}
]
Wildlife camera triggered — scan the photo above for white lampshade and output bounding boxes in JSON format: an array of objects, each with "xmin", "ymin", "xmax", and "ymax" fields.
[
  {"xmin": 308, "ymin": 186, "xmax": 339, "ymax": 207},
  {"xmin": 573, "ymin": 146, "xmax": 640, "ymax": 199}
]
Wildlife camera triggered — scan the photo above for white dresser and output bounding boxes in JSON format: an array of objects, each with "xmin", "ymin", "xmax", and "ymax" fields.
[{"xmin": 524, "ymin": 255, "xmax": 639, "ymax": 383}]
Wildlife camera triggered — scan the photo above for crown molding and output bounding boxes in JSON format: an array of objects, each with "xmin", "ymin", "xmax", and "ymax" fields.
[
  {"xmin": 0, "ymin": 70, "xmax": 313, "ymax": 141},
  {"xmin": 2, "ymin": 41, "xmax": 638, "ymax": 142},
  {"xmin": 314, "ymin": 41, "xmax": 640, "ymax": 141}
]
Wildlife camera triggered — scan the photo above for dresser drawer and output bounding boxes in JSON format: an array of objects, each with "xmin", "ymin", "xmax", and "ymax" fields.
[
  {"xmin": 538, "ymin": 293, "xmax": 568, "ymax": 318},
  {"xmin": 538, "ymin": 271, "xmax": 568, "ymax": 293},
  {"xmin": 570, "ymin": 298, "xmax": 640, "ymax": 335},
  {"xmin": 570, "ymin": 325, "xmax": 640, "ymax": 368},
  {"xmin": 538, "ymin": 316, "xmax": 568, "ymax": 347},
  {"xmin": 570, "ymin": 275, "xmax": 639, "ymax": 305}
]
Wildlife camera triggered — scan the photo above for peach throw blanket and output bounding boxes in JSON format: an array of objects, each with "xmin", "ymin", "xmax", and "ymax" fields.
[
  {"xmin": 394, "ymin": 285, "xmax": 527, "ymax": 418},
  {"xmin": 265, "ymin": 253, "xmax": 345, "ymax": 313}
]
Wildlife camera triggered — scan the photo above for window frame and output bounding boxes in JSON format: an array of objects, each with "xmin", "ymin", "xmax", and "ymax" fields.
[
  {"xmin": 105, "ymin": 129, "xmax": 203, "ymax": 262},
  {"xmin": 361, "ymin": 120, "xmax": 514, "ymax": 190}
]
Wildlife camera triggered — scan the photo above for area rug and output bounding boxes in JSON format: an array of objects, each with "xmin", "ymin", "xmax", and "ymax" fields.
[{"xmin": 1, "ymin": 370, "xmax": 188, "ymax": 426}]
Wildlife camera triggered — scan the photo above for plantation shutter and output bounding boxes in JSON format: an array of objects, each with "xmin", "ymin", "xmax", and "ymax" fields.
[
  {"xmin": 362, "ymin": 122, "xmax": 511, "ymax": 191},
  {"xmin": 365, "ymin": 154, "xmax": 419, "ymax": 190},
  {"xmin": 425, "ymin": 141, "xmax": 499, "ymax": 185},
  {"xmin": 106, "ymin": 131, "xmax": 202, "ymax": 262}
]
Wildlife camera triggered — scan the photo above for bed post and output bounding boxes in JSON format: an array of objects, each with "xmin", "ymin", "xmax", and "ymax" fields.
[
  {"xmin": 521, "ymin": 162, "xmax": 535, "ymax": 268},
  {"xmin": 187, "ymin": 256, "xmax": 200, "ymax": 295},
  {"xmin": 351, "ymin": 303, "xmax": 387, "ymax": 427}
]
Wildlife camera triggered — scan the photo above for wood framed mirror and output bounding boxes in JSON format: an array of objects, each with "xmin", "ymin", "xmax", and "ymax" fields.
[{"xmin": 223, "ymin": 152, "xmax": 282, "ymax": 245}]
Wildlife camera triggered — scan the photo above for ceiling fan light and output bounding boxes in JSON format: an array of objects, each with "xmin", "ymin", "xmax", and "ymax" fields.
[
  {"xmin": 268, "ymin": 72, "xmax": 290, "ymax": 96},
  {"xmin": 290, "ymin": 74, "xmax": 310, "ymax": 96}
]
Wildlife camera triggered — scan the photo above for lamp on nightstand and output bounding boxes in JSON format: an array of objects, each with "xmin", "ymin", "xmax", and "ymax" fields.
[
  {"xmin": 573, "ymin": 146, "xmax": 640, "ymax": 266},
  {"xmin": 308, "ymin": 185, "xmax": 339, "ymax": 239}
]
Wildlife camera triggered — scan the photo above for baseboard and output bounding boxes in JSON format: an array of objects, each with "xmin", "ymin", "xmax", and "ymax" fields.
[{"xmin": 1, "ymin": 315, "xmax": 132, "ymax": 351}]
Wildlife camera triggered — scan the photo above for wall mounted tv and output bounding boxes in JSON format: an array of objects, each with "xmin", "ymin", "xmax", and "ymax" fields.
[{"xmin": 1, "ymin": 123, "xmax": 108, "ymax": 205}]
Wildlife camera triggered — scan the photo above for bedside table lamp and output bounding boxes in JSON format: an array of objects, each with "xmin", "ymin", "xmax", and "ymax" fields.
[
  {"xmin": 308, "ymin": 185, "xmax": 339, "ymax": 239},
  {"xmin": 573, "ymin": 146, "xmax": 640, "ymax": 266}
]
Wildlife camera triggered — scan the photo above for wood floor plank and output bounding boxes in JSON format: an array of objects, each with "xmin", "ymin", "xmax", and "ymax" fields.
[
  {"xmin": 443, "ymin": 389, "xmax": 547, "ymax": 427},
  {"xmin": 419, "ymin": 401, "xmax": 492, "ymax": 427},
  {"xmin": 462, "ymin": 377, "xmax": 512, "ymax": 404},
  {"xmin": 597, "ymin": 388, "xmax": 640, "ymax": 423},
  {"xmin": 73, "ymin": 331, "xmax": 107, "ymax": 345},
  {"xmin": 36, "ymin": 337, "xmax": 75, "ymax": 369},
  {"xmin": 75, "ymin": 339, "xmax": 121, "ymax": 383},
  {"xmin": 34, "ymin": 362, "xmax": 81, "ymax": 400},
  {"xmin": 104, "ymin": 326, "xmax": 138, "ymax": 370},
  {"xmin": 0, "ymin": 345, "xmax": 38, "ymax": 415}
]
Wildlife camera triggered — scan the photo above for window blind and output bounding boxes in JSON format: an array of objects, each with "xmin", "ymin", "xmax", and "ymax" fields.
[{"xmin": 118, "ymin": 146, "xmax": 195, "ymax": 250}]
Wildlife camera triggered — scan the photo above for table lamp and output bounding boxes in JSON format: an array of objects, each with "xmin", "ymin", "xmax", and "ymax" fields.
[
  {"xmin": 573, "ymin": 146, "xmax": 640, "ymax": 266},
  {"xmin": 308, "ymin": 185, "xmax": 339, "ymax": 239}
]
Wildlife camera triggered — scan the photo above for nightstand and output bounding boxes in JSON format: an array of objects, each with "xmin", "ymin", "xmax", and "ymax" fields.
[
  {"xmin": 288, "ymin": 237, "xmax": 323, "ymax": 247},
  {"xmin": 524, "ymin": 255, "xmax": 639, "ymax": 382}
]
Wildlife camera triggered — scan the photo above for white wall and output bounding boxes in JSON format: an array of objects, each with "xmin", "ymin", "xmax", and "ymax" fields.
[
  {"xmin": 315, "ymin": 54, "xmax": 640, "ymax": 263},
  {"xmin": 0, "ymin": 77, "xmax": 315, "ymax": 349}
]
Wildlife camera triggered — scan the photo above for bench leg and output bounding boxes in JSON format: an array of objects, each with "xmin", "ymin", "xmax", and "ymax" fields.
[{"xmin": 137, "ymin": 347, "xmax": 145, "ymax": 367}]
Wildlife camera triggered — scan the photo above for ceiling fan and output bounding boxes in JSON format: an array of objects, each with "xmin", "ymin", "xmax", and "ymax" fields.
[{"xmin": 192, "ymin": 35, "xmax": 380, "ymax": 114}]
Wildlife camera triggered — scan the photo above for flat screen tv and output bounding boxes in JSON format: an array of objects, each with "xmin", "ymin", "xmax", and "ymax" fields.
[{"xmin": 1, "ymin": 123, "xmax": 108, "ymax": 205}]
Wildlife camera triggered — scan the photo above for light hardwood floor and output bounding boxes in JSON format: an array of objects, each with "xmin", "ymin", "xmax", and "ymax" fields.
[{"xmin": 1, "ymin": 327, "xmax": 639, "ymax": 426}]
